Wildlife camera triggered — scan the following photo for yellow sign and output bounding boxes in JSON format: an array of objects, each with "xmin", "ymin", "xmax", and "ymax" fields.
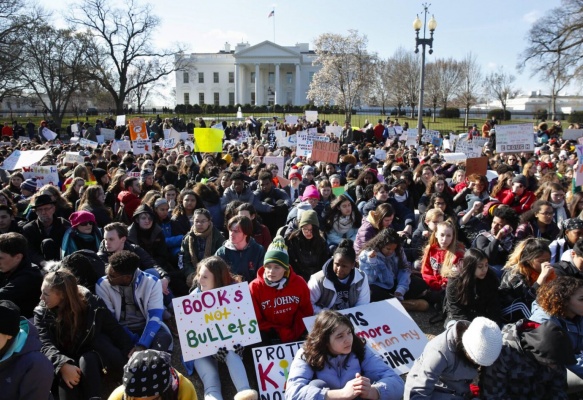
[{"xmin": 194, "ymin": 128, "xmax": 223, "ymax": 152}]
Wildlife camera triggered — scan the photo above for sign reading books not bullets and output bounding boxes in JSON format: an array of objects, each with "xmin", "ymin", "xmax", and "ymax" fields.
[{"xmin": 172, "ymin": 282, "xmax": 261, "ymax": 361}]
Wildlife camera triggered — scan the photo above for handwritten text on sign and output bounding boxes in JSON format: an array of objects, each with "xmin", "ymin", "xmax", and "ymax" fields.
[
  {"xmin": 303, "ymin": 299, "xmax": 427, "ymax": 374},
  {"xmin": 495, "ymin": 123, "xmax": 534, "ymax": 153},
  {"xmin": 310, "ymin": 141, "xmax": 340, "ymax": 164},
  {"xmin": 22, "ymin": 165, "xmax": 59, "ymax": 187},
  {"xmin": 253, "ymin": 341, "xmax": 303, "ymax": 400},
  {"xmin": 172, "ymin": 282, "xmax": 261, "ymax": 361}
]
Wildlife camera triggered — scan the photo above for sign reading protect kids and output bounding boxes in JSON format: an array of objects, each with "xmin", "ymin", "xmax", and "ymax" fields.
[
  {"xmin": 253, "ymin": 341, "xmax": 304, "ymax": 399},
  {"xmin": 172, "ymin": 282, "xmax": 261, "ymax": 361}
]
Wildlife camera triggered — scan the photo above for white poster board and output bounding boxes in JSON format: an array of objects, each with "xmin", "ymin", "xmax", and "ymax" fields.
[
  {"xmin": 305, "ymin": 110, "xmax": 318, "ymax": 122},
  {"xmin": 2, "ymin": 149, "xmax": 50, "ymax": 170},
  {"xmin": 374, "ymin": 149, "xmax": 387, "ymax": 161},
  {"xmin": 263, "ymin": 156, "xmax": 285, "ymax": 173},
  {"xmin": 495, "ymin": 123, "xmax": 534, "ymax": 153},
  {"xmin": 132, "ymin": 139, "xmax": 151, "ymax": 155},
  {"xmin": 64, "ymin": 152, "xmax": 86, "ymax": 165},
  {"xmin": 116, "ymin": 115, "xmax": 126, "ymax": 127},
  {"xmin": 161, "ymin": 138, "xmax": 177, "ymax": 149},
  {"xmin": 111, "ymin": 140, "xmax": 132, "ymax": 154},
  {"xmin": 22, "ymin": 165, "xmax": 59, "ymax": 187},
  {"xmin": 41, "ymin": 127, "xmax": 57, "ymax": 141},
  {"xmin": 172, "ymin": 283, "xmax": 261, "ymax": 361},
  {"xmin": 303, "ymin": 299, "xmax": 427, "ymax": 374},
  {"xmin": 79, "ymin": 138, "xmax": 98, "ymax": 149},
  {"xmin": 253, "ymin": 341, "xmax": 304, "ymax": 399},
  {"xmin": 325, "ymin": 125, "xmax": 342, "ymax": 138},
  {"xmin": 285, "ymin": 115, "xmax": 298, "ymax": 126},
  {"xmin": 442, "ymin": 152, "xmax": 468, "ymax": 163},
  {"xmin": 101, "ymin": 128, "xmax": 115, "ymax": 141},
  {"xmin": 563, "ymin": 129, "xmax": 583, "ymax": 141}
]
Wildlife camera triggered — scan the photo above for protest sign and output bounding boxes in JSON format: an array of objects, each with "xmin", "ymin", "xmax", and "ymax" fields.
[
  {"xmin": 455, "ymin": 139, "xmax": 482, "ymax": 158},
  {"xmin": 253, "ymin": 341, "xmax": 304, "ymax": 399},
  {"xmin": 64, "ymin": 152, "xmax": 85, "ymax": 165},
  {"xmin": 194, "ymin": 128, "xmax": 223, "ymax": 152},
  {"xmin": 442, "ymin": 152, "xmax": 467, "ymax": 163},
  {"xmin": 126, "ymin": 171, "xmax": 141, "ymax": 179},
  {"xmin": 310, "ymin": 141, "xmax": 339, "ymax": 164},
  {"xmin": 79, "ymin": 138, "xmax": 98, "ymax": 149},
  {"xmin": 275, "ymin": 131, "xmax": 296, "ymax": 147},
  {"xmin": 277, "ymin": 175, "xmax": 290, "ymax": 188},
  {"xmin": 163, "ymin": 129, "xmax": 171, "ymax": 139},
  {"xmin": 128, "ymin": 118, "xmax": 148, "ymax": 140},
  {"xmin": 101, "ymin": 128, "xmax": 115, "ymax": 141},
  {"xmin": 495, "ymin": 123, "xmax": 534, "ymax": 153},
  {"xmin": 442, "ymin": 139, "xmax": 452, "ymax": 150},
  {"xmin": 394, "ymin": 126, "xmax": 403, "ymax": 135},
  {"xmin": 332, "ymin": 186, "xmax": 346, "ymax": 197},
  {"xmin": 325, "ymin": 125, "xmax": 342, "ymax": 138},
  {"xmin": 237, "ymin": 130, "xmax": 250, "ymax": 145},
  {"xmin": 111, "ymin": 140, "xmax": 131, "ymax": 154},
  {"xmin": 296, "ymin": 133, "xmax": 312, "ymax": 157},
  {"xmin": 465, "ymin": 157, "xmax": 489, "ymax": 176},
  {"xmin": 161, "ymin": 138, "xmax": 177, "ymax": 149},
  {"xmin": 96, "ymin": 135, "xmax": 104, "ymax": 144},
  {"xmin": 2, "ymin": 149, "xmax": 50, "ymax": 170},
  {"xmin": 386, "ymin": 127, "xmax": 396, "ymax": 138},
  {"xmin": 22, "ymin": 165, "xmax": 59, "ymax": 187},
  {"xmin": 263, "ymin": 156, "xmax": 285, "ymax": 173},
  {"xmin": 303, "ymin": 299, "xmax": 427, "ymax": 374},
  {"xmin": 172, "ymin": 282, "xmax": 261, "ymax": 361},
  {"xmin": 576, "ymin": 146, "xmax": 583, "ymax": 186},
  {"xmin": 421, "ymin": 130, "xmax": 440, "ymax": 144},
  {"xmin": 212, "ymin": 123, "xmax": 223, "ymax": 130},
  {"xmin": 305, "ymin": 110, "xmax": 318, "ymax": 122},
  {"xmin": 70, "ymin": 123, "xmax": 79, "ymax": 133},
  {"xmin": 405, "ymin": 135, "xmax": 418, "ymax": 148},
  {"xmin": 41, "ymin": 127, "xmax": 57, "ymax": 141},
  {"xmin": 563, "ymin": 129, "xmax": 583, "ymax": 141},
  {"xmin": 116, "ymin": 115, "xmax": 126, "ymax": 127},
  {"xmin": 285, "ymin": 115, "xmax": 298, "ymax": 126},
  {"xmin": 374, "ymin": 149, "xmax": 387, "ymax": 161},
  {"xmin": 132, "ymin": 139, "xmax": 151, "ymax": 155}
]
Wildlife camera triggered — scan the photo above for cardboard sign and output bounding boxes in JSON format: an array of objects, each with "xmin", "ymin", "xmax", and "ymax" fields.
[
  {"xmin": 310, "ymin": 141, "xmax": 339, "ymax": 164},
  {"xmin": 455, "ymin": 139, "xmax": 482, "ymax": 158},
  {"xmin": 22, "ymin": 165, "xmax": 59, "ymax": 187},
  {"xmin": 1, "ymin": 149, "xmax": 50, "ymax": 170},
  {"xmin": 305, "ymin": 110, "xmax": 318, "ymax": 122},
  {"xmin": 285, "ymin": 115, "xmax": 298, "ymax": 126},
  {"xmin": 394, "ymin": 126, "xmax": 403, "ymax": 135},
  {"xmin": 421, "ymin": 130, "xmax": 440, "ymax": 144},
  {"xmin": 129, "ymin": 117, "xmax": 148, "ymax": 140},
  {"xmin": 42, "ymin": 127, "xmax": 57, "ymax": 141},
  {"xmin": 263, "ymin": 156, "xmax": 285, "ymax": 173},
  {"xmin": 70, "ymin": 123, "xmax": 79, "ymax": 133},
  {"xmin": 172, "ymin": 283, "xmax": 261, "ymax": 361},
  {"xmin": 111, "ymin": 140, "xmax": 131, "ymax": 153},
  {"xmin": 276, "ymin": 131, "xmax": 296, "ymax": 148},
  {"xmin": 325, "ymin": 125, "xmax": 342, "ymax": 138},
  {"xmin": 101, "ymin": 128, "xmax": 115, "ymax": 141},
  {"xmin": 132, "ymin": 139, "xmax": 151, "ymax": 155},
  {"xmin": 116, "ymin": 115, "xmax": 126, "ymax": 127},
  {"xmin": 442, "ymin": 152, "xmax": 467, "ymax": 163},
  {"xmin": 303, "ymin": 299, "xmax": 427, "ymax": 374},
  {"xmin": 495, "ymin": 123, "xmax": 534, "ymax": 153},
  {"xmin": 465, "ymin": 157, "xmax": 489, "ymax": 177},
  {"xmin": 64, "ymin": 152, "xmax": 85, "ymax": 165},
  {"xmin": 253, "ymin": 341, "xmax": 304, "ymax": 399},
  {"xmin": 194, "ymin": 128, "xmax": 223, "ymax": 152},
  {"xmin": 79, "ymin": 138, "xmax": 98, "ymax": 149},
  {"xmin": 563, "ymin": 129, "xmax": 583, "ymax": 141}
]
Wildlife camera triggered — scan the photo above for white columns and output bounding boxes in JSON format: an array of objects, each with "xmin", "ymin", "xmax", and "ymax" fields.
[
  {"xmin": 295, "ymin": 63, "xmax": 301, "ymax": 105},
  {"xmin": 254, "ymin": 63, "xmax": 260, "ymax": 105},
  {"xmin": 235, "ymin": 63, "xmax": 241, "ymax": 105},
  {"xmin": 274, "ymin": 63, "xmax": 280, "ymax": 105}
]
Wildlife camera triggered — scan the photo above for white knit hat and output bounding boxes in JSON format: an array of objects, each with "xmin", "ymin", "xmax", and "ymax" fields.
[{"xmin": 461, "ymin": 317, "xmax": 502, "ymax": 366}]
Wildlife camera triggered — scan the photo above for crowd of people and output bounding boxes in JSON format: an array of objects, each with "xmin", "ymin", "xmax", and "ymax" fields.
[{"xmin": 1, "ymin": 114, "xmax": 583, "ymax": 399}]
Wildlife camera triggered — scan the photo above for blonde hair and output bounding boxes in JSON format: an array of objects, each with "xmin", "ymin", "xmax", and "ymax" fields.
[
  {"xmin": 424, "ymin": 208, "xmax": 445, "ymax": 223},
  {"xmin": 420, "ymin": 220, "xmax": 464, "ymax": 278}
]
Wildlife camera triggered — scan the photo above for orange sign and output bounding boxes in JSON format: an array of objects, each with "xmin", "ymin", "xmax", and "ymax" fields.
[{"xmin": 129, "ymin": 118, "xmax": 148, "ymax": 140}]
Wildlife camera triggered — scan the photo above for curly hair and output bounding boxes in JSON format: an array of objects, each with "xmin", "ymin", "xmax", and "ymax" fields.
[
  {"xmin": 301, "ymin": 310, "xmax": 366, "ymax": 371},
  {"xmin": 537, "ymin": 276, "xmax": 583, "ymax": 318}
]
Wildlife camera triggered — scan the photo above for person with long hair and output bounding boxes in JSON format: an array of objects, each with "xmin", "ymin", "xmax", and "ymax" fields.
[
  {"xmin": 354, "ymin": 203, "xmax": 395, "ymax": 254},
  {"xmin": 418, "ymin": 174, "xmax": 453, "ymax": 215},
  {"xmin": 147, "ymin": 194, "xmax": 184, "ymax": 261},
  {"xmin": 345, "ymin": 168, "xmax": 378, "ymax": 206},
  {"xmin": 404, "ymin": 317, "xmax": 502, "ymax": 400},
  {"xmin": 324, "ymin": 194, "xmax": 362, "ymax": 249},
  {"xmin": 444, "ymin": 248, "xmax": 501, "ymax": 327},
  {"xmin": 490, "ymin": 171, "xmax": 515, "ymax": 202},
  {"xmin": 286, "ymin": 310, "xmax": 404, "ymax": 400},
  {"xmin": 498, "ymin": 237, "xmax": 555, "ymax": 322},
  {"xmin": 104, "ymin": 169, "xmax": 127, "ymax": 212},
  {"xmin": 522, "ymin": 160, "xmax": 538, "ymax": 192},
  {"xmin": 453, "ymin": 173, "xmax": 489, "ymax": 213},
  {"xmin": 176, "ymin": 155, "xmax": 198, "ymax": 190},
  {"xmin": 27, "ymin": 184, "xmax": 74, "ymax": 221},
  {"xmin": 539, "ymin": 182, "xmax": 570, "ymax": 225},
  {"xmin": 162, "ymin": 183, "xmax": 178, "ymax": 211},
  {"xmin": 515, "ymin": 199, "xmax": 560, "ymax": 241},
  {"xmin": 78, "ymin": 184, "xmax": 112, "ymax": 228},
  {"xmin": 569, "ymin": 192, "xmax": 583, "ymax": 220},
  {"xmin": 62, "ymin": 177, "xmax": 85, "ymax": 210},
  {"xmin": 34, "ymin": 270, "xmax": 133, "ymax": 400},
  {"xmin": 411, "ymin": 164, "xmax": 434, "ymax": 206},
  {"xmin": 194, "ymin": 181, "xmax": 224, "ymax": 228},
  {"xmin": 171, "ymin": 189, "xmax": 203, "ymax": 235},
  {"xmin": 236, "ymin": 203, "xmax": 272, "ymax": 249},
  {"xmin": 182, "ymin": 257, "xmax": 258, "ymax": 400}
]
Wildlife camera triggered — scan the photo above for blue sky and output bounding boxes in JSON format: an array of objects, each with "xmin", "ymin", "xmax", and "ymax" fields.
[{"xmin": 44, "ymin": 0, "xmax": 566, "ymax": 102}]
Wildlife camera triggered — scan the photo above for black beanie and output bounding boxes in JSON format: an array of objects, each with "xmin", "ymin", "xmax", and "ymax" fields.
[
  {"xmin": 0, "ymin": 300, "xmax": 21, "ymax": 336},
  {"xmin": 123, "ymin": 350, "xmax": 173, "ymax": 397}
]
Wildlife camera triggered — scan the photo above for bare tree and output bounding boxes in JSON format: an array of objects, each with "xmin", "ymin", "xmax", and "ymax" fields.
[
  {"xmin": 432, "ymin": 58, "xmax": 463, "ymax": 110},
  {"xmin": 424, "ymin": 62, "xmax": 440, "ymax": 122},
  {"xmin": 126, "ymin": 59, "xmax": 167, "ymax": 114},
  {"xmin": 68, "ymin": 0, "xmax": 186, "ymax": 114},
  {"xmin": 483, "ymin": 67, "xmax": 520, "ymax": 118},
  {"xmin": 388, "ymin": 47, "xmax": 420, "ymax": 118},
  {"xmin": 368, "ymin": 57, "xmax": 392, "ymax": 115},
  {"xmin": 308, "ymin": 30, "xmax": 376, "ymax": 123},
  {"xmin": 19, "ymin": 24, "xmax": 90, "ymax": 127},
  {"xmin": 456, "ymin": 52, "xmax": 483, "ymax": 127}
]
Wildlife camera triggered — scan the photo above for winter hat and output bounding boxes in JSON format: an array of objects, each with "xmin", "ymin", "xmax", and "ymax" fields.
[
  {"xmin": 123, "ymin": 349, "xmax": 173, "ymax": 397},
  {"xmin": 295, "ymin": 202, "xmax": 312, "ymax": 225},
  {"xmin": 302, "ymin": 165, "xmax": 314, "ymax": 176},
  {"xmin": 461, "ymin": 317, "xmax": 502, "ymax": 366},
  {"xmin": 20, "ymin": 178, "xmax": 38, "ymax": 194},
  {"xmin": 69, "ymin": 210, "xmax": 96, "ymax": 228},
  {"xmin": 222, "ymin": 153, "xmax": 232, "ymax": 164},
  {"xmin": 0, "ymin": 300, "xmax": 20, "ymax": 337},
  {"xmin": 391, "ymin": 165, "xmax": 402, "ymax": 172},
  {"xmin": 522, "ymin": 321, "xmax": 577, "ymax": 366},
  {"xmin": 92, "ymin": 168, "xmax": 107, "ymax": 182},
  {"xmin": 133, "ymin": 204, "xmax": 155, "ymax": 220},
  {"xmin": 32, "ymin": 194, "xmax": 56, "ymax": 208},
  {"xmin": 140, "ymin": 168, "xmax": 154, "ymax": 183},
  {"xmin": 301, "ymin": 185, "xmax": 320, "ymax": 201},
  {"xmin": 512, "ymin": 174, "xmax": 528, "ymax": 186},
  {"xmin": 288, "ymin": 167, "xmax": 302, "ymax": 180},
  {"xmin": 299, "ymin": 209, "xmax": 319, "ymax": 229},
  {"xmin": 263, "ymin": 236, "xmax": 290, "ymax": 274},
  {"xmin": 563, "ymin": 218, "xmax": 583, "ymax": 232}
]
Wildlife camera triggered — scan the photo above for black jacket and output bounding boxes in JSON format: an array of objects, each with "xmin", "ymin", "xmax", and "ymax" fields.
[
  {"xmin": 97, "ymin": 241, "xmax": 168, "ymax": 280},
  {"xmin": 445, "ymin": 272, "xmax": 501, "ymax": 327},
  {"xmin": 22, "ymin": 217, "xmax": 71, "ymax": 264},
  {"xmin": 286, "ymin": 231, "xmax": 330, "ymax": 282},
  {"xmin": 554, "ymin": 260, "xmax": 583, "ymax": 279},
  {"xmin": 0, "ymin": 256, "xmax": 42, "ymax": 318}
]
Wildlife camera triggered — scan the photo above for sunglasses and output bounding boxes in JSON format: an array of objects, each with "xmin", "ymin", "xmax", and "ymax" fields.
[{"xmin": 78, "ymin": 221, "xmax": 94, "ymax": 227}]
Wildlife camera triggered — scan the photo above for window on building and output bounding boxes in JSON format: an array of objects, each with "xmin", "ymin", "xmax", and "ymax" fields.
[
  {"xmin": 183, "ymin": 72, "xmax": 189, "ymax": 84},
  {"xmin": 198, "ymin": 72, "xmax": 204, "ymax": 83},
  {"xmin": 229, "ymin": 92, "xmax": 235, "ymax": 105},
  {"xmin": 199, "ymin": 92, "xmax": 205, "ymax": 104},
  {"xmin": 229, "ymin": 72, "xmax": 234, "ymax": 83},
  {"xmin": 251, "ymin": 92, "xmax": 256, "ymax": 104},
  {"xmin": 214, "ymin": 92, "xmax": 219, "ymax": 106},
  {"xmin": 286, "ymin": 92, "xmax": 292, "ymax": 105},
  {"xmin": 184, "ymin": 93, "xmax": 190, "ymax": 105},
  {"xmin": 269, "ymin": 72, "xmax": 274, "ymax": 84},
  {"xmin": 213, "ymin": 72, "xmax": 219, "ymax": 83},
  {"xmin": 286, "ymin": 72, "xmax": 293, "ymax": 84},
  {"xmin": 251, "ymin": 72, "xmax": 255, "ymax": 83}
]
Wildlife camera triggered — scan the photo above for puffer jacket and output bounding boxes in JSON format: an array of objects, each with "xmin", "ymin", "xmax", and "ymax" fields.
[
  {"xmin": 358, "ymin": 247, "xmax": 411, "ymax": 294},
  {"xmin": 286, "ymin": 231, "xmax": 330, "ymax": 282}
]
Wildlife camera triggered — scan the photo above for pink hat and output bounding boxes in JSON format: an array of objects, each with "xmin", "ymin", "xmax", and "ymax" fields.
[
  {"xmin": 301, "ymin": 185, "xmax": 320, "ymax": 201},
  {"xmin": 69, "ymin": 211, "xmax": 96, "ymax": 228}
]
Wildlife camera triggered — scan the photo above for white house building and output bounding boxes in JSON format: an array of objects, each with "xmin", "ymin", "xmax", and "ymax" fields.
[
  {"xmin": 175, "ymin": 41, "xmax": 320, "ymax": 107},
  {"xmin": 476, "ymin": 91, "xmax": 583, "ymax": 115}
]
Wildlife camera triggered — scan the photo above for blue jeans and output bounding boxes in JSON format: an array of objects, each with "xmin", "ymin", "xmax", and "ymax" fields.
[{"xmin": 194, "ymin": 351, "xmax": 251, "ymax": 400}]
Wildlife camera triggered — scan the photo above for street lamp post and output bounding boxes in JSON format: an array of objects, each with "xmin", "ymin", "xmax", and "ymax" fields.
[{"xmin": 414, "ymin": 3, "xmax": 437, "ymax": 142}]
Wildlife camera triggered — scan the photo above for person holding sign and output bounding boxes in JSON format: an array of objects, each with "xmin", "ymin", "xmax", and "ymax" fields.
[
  {"xmin": 286, "ymin": 310, "xmax": 404, "ymax": 400},
  {"xmin": 182, "ymin": 256, "xmax": 258, "ymax": 400}
]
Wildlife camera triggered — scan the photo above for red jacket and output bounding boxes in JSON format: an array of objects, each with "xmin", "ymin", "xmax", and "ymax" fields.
[
  {"xmin": 496, "ymin": 188, "xmax": 536, "ymax": 214},
  {"xmin": 117, "ymin": 190, "xmax": 141, "ymax": 219},
  {"xmin": 249, "ymin": 266, "xmax": 313, "ymax": 343},
  {"xmin": 1, "ymin": 125, "xmax": 13, "ymax": 137},
  {"xmin": 421, "ymin": 244, "xmax": 464, "ymax": 291}
]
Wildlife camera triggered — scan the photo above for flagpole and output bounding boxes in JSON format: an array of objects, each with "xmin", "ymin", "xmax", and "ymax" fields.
[{"xmin": 272, "ymin": 9, "xmax": 276, "ymax": 43}]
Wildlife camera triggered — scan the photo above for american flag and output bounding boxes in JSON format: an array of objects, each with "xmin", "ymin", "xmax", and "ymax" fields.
[{"xmin": 268, "ymin": 10, "xmax": 274, "ymax": 18}]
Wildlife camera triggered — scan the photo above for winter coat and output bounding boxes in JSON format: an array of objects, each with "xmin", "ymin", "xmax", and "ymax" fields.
[
  {"xmin": 0, "ymin": 256, "xmax": 42, "ymax": 318},
  {"xmin": 421, "ymin": 245, "xmax": 464, "ymax": 291},
  {"xmin": 78, "ymin": 204, "xmax": 112, "ymax": 228},
  {"xmin": 60, "ymin": 226, "xmax": 103, "ymax": 258},
  {"xmin": 472, "ymin": 230, "xmax": 514, "ymax": 267},
  {"xmin": 286, "ymin": 231, "xmax": 330, "ymax": 282},
  {"xmin": 354, "ymin": 215, "xmax": 379, "ymax": 255},
  {"xmin": 388, "ymin": 196, "xmax": 415, "ymax": 231},
  {"xmin": 249, "ymin": 266, "xmax": 313, "ymax": 343},
  {"xmin": 215, "ymin": 238, "xmax": 265, "ymax": 282},
  {"xmin": 554, "ymin": 259, "xmax": 583, "ymax": 279},
  {"xmin": 497, "ymin": 188, "xmax": 536, "ymax": 214},
  {"xmin": 0, "ymin": 318, "xmax": 53, "ymax": 400},
  {"xmin": 158, "ymin": 216, "xmax": 183, "ymax": 257},
  {"xmin": 128, "ymin": 222, "xmax": 171, "ymax": 269},
  {"xmin": 308, "ymin": 258, "xmax": 370, "ymax": 313},
  {"xmin": 480, "ymin": 321, "xmax": 568, "ymax": 399},
  {"xmin": 181, "ymin": 225, "xmax": 225, "ymax": 278},
  {"xmin": 444, "ymin": 273, "xmax": 501, "ymax": 326},
  {"xmin": 404, "ymin": 321, "xmax": 479, "ymax": 400},
  {"xmin": 108, "ymin": 371, "xmax": 197, "ymax": 400},
  {"xmin": 498, "ymin": 270, "xmax": 540, "ymax": 316},
  {"xmin": 515, "ymin": 220, "xmax": 560, "ymax": 241},
  {"xmin": 117, "ymin": 190, "xmax": 141, "ymax": 220},
  {"xmin": 22, "ymin": 217, "xmax": 71, "ymax": 264},
  {"xmin": 550, "ymin": 237, "xmax": 572, "ymax": 264},
  {"xmin": 359, "ymin": 247, "xmax": 411, "ymax": 294},
  {"xmin": 34, "ymin": 287, "xmax": 133, "ymax": 374},
  {"xmin": 220, "ymin": 185, "xmax": 256, "ymax": 211},
  {"xmin": 286, "ymin": 347, "xmax": 404, "ymax": 400}
]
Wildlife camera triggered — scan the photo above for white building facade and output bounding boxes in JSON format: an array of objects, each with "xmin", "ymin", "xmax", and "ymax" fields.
[{"xmin": 175, "ymin": 41, "xmax": 320, "ymax": 107}]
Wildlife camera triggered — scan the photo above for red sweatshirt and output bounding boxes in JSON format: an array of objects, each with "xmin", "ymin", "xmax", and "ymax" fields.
[
  {"xmin": 249, "ymin": 266, "xmax": 313, "ymax": 343},
  {"xmin": 496, "ymin": 188, "xmax": 536, "ymax": 215},
  {"xmin": 421, "ymin": 244, "xmax": 464, "ymax": 291}
]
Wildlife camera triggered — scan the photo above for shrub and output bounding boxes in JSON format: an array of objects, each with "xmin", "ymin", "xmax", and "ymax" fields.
[
  {"xmin": 567, "ymin": 111, "xmax": 583, "ymax": 124},
  {"xmin": 534, "ymin": 109, "xmax": 548, "ymax": 120},
  {"xmin": 488, "ymin": 108, "xmax": 511, "ymax": 120},
  {"xmin": 439, "ymin": 107, "xmax": 460, "ymax": 118}
]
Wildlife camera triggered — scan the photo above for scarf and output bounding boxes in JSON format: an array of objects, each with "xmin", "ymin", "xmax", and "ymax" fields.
[
  {"xmin": 325, "ymin": 260, "xmax": 355, "ymax": 310},
  {"xmin": 264, "ymin": 275, "xmax": 288, "ymax": 290},
  {"xmin": 187, "ymin": 222, "xmax": 215, "ymax": 267},
  {"xmin": 552, "ymin": 200, "xmax": 568, "ymax": 225},
  {"xmin": 333, "ymin": 215, "xmax": 353, "ymax": 235}
]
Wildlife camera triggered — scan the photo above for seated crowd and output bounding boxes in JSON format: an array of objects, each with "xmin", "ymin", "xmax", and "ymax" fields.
[{"xmin": 2, "ymin": 115, "xmax": 583, "ymax": 399}]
